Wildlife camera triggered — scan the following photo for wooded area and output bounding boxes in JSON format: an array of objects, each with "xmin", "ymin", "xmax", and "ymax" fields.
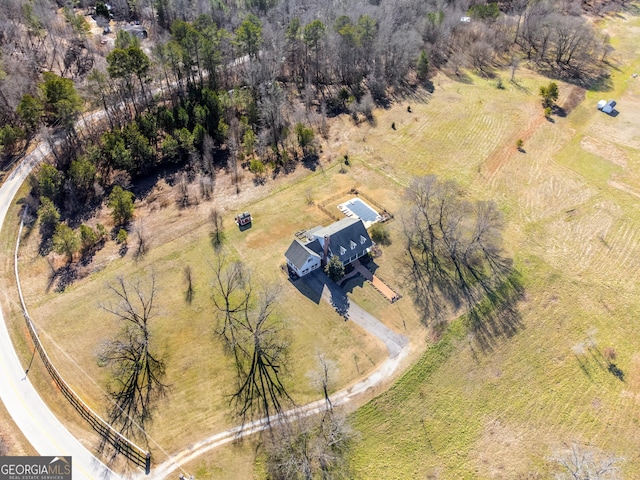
[
  {"xmin": 0, "ymin": 0, "xmax": 620, "ymax": 253},
  {"xmin": 0, "ymin": 0, "xmax": 619, "ymax": 171}
]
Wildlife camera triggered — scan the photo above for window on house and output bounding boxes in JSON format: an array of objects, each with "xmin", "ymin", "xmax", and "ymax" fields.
[
  {"xmin": 350, "ymin": 240, "xmax": 357, "ymax": 250},
  {"xmin": 340, "ymin": 246, "xmax": 346, "ymax": 255},
  {"xmin": 360, "ymin": 235, "xmax": 367, "ymax": 244}
]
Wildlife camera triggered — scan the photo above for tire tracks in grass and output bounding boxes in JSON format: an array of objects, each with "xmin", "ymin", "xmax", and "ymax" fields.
[{"xmin": 483, "ymin": 85, "xmax": 586, "ymax": 186}]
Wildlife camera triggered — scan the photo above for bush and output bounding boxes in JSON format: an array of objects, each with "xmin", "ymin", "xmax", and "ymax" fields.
[
  {"xmin": 325, "ymin": 255, "xmax": 345, "ymax": 282},
  {"xmin": 540, "ymin": 82, "xmax": 559, "ymax": 109},
  {"xmin": 79, "ymin": 224, "xmax": 98, "ymax": 254},
  {"xmin": 468, "ymin": 2, "xmax": 499, "ymax": 19},
  {"xmin": 37, "ymin": 197, "xmax": 60, "ymax": 233},
  {"xmin": 108, "ymin": 186, "xmax": 135, "ymax": 226},
  {"xmin": 369, "ymin": 222, "xmax": 391, "ymax": 246},
  {"xmin": 96, "ymin": 223, "xmax": 108, "ymax": 241},
  {"xmin": 52, "ymin": 223, "xmax": 79, "ymax": 262},
  {"xmin": 249, "ymin": 158, "xmax": 266, "ymax": 175},
  {"xmin": 116, "ymin": 228, "xmax": 128, "ymax": 245}
]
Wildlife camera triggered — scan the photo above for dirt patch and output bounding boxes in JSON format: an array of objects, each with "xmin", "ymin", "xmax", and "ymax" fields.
[
  {"xmin": 472, "ymin": 418, "xmax": 536, "ymax": 479},
  {"xmin": 482, "ymin": 105, "xmax": 543, "ymax": 179},
  {"xmin": 581, "ymin": 136, "xmax": 628, "ymax": 167},
  {"xmin": 559, "ymin": 85, "xmax": 586, "ymax": 116}
]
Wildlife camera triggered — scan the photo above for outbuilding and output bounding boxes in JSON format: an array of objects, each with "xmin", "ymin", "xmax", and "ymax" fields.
[
  {"xmin": 597, "ymin": 99, "xmax": 617, "ymax": 114},
  {"xmin": 235, "ymin": 212, "xmax": 252, "ymax": 226}
]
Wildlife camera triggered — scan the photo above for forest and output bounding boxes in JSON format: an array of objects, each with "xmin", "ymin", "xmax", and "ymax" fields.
[{"xmin": 0, "ymin": 0, "xmax": 619, "ymax": 191}]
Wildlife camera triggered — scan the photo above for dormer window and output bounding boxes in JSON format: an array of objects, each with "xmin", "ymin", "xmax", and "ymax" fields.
[
  {"xmin": 360, "ymin": 235, "xmax": 367, "ymax": 244},
  {"xmin": 350, "ymin": 240, "xmax": 357, "ymax": 250},
  {"xmin": 339, "ymin": 246, "xmax": 346, "ymax": 255}
]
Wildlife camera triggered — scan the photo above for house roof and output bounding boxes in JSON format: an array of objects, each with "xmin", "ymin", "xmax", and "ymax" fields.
[
  {"xmin": 285, "ymin": 238, "xmax": 321, "ymax": 270},
  {"xmin": 312, "ymin": 217, "xmax": 373, "ymax": 263}
]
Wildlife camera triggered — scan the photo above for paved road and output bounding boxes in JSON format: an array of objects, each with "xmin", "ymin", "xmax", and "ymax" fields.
[
  {"xmin": 146, "ymin": 270, "xmax": 410, "ymax": 479},
  {"xmin": 0, "ymin": 143, "xmax": 117, "ymax": 479}
]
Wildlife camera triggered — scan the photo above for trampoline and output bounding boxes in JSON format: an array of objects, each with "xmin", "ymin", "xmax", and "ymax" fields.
[{"xmin": 337, "ymin": 198, "xmax": 381, "ymax": 227}]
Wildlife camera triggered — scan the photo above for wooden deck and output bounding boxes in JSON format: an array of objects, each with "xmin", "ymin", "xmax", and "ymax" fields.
[{"xmin": 352, "ymin": 260, "xmax": 400, "ymax": 303}]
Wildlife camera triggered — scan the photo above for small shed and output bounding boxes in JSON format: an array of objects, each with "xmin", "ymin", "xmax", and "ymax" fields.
[
  {"xmin": 598, "ymin": 99, "xmax": 616, "ymax": 113},
  {"xmin": 235, "ymin": 212, "xmax": 252, "ymax": 226}
]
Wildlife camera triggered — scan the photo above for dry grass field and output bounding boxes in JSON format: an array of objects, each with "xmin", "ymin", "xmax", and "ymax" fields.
[
  {"xmin": 348, "ymin": 10, "xmax": 640, "ymax": 480},
  {"xmin": 2, "ymin": 7, "xmax": 640, "ymax": 479},
  {"xmin": 1, "ymin": 148, "xmax": 424, "ymax": 467}
]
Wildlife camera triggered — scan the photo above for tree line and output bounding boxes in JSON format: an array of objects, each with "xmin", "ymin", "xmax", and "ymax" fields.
[{"xmin": 1, "ymin": 0, "xmax": 620, "ymax": 165}]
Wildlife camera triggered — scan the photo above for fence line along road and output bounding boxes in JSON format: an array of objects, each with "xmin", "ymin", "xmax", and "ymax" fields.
[
  {"xmin": 0, "ymin": 142, "xmax": 123, "ymax": 479},
  {"xmin": 12, "ymin": 203, "xmax": 151, "ymax": 473}
]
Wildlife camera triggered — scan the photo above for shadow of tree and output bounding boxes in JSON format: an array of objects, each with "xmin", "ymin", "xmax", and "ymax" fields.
[
  {"xmin": 467, "ymin": 270, "xmax": 525, "ymax": 352},
  {"xmin": 574, "ymin": 342, "xmax": 625, "ymax": 382},
  {"xmin": 302, "ymin": 153, "xmax": 320, "ymax": 171},
  {"xmin": 510, "ymin": 80, "xmax": 531, "ymax": 95},
  {"xmin": 608, "ymin": 363, "xmax": 625, "ymax": 381},
  {"xmin": 53, "ymin": 264, "xmax": 78, "ymax": 293}
]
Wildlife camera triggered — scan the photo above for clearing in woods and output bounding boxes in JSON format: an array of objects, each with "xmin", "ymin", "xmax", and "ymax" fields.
[{"xmin": 2, "ymin": 9, "xmax": 640, "ymax": 480}]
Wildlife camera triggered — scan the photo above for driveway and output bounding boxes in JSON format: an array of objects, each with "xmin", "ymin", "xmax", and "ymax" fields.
[
  {"xmin": 147, "ymin": 270, "xmax": 410, "ymax": 479},
  {"xmin": 301, "ymin": 270, "xmax": 408, "ymax": 358}
]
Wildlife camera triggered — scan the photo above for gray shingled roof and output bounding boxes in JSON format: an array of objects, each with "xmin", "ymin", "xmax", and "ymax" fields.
[
  {"xmin": 312, "ymin": 217, "xmax": 373, "ymax": 264},
  {"xmin": 285, "ymin": 238, "xmax": 321, "ymax": 270}
]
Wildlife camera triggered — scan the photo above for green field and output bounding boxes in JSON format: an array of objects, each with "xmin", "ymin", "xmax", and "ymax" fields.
[
  {"xmin": 347, "ymin": 11, "xmax": 640, "ymax": 479},
  {"xmin": 3, "ymin": 8, "xmax": 640, "ymax": 479}
]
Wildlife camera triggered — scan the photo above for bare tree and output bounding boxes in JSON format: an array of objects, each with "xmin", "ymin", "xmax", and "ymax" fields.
[
  {"xmin": 209, "ymin": 208, "xmax": 224, "ymax": 249},
  {"xmin": 176, "ymin": 172, "xmax": 190, "ymax": 208},
  {"xmin": 402, "ymin": 176, "xmax": 522, "ymax": 348},
  {"xmin": 134, "ymin": 220, "xmax": 149, "ymax": 258},
  {"xmin": 230, "ymin": 283, "xmax": 290, "ymax": 425},
  {"xmin": 184, "ymin": 265, "xmax": 194, "ymax": 304},
  {"xmin": 198, "ymin": 173, "xmax": 214, "ymax": 201},
  {"xmin": 258, "ymin": 82, "xmax": 288, "ymax": 161},
  {"xmin": 210, "ymin": 252, "xmax": 291, "ymax": 425},
  {"xmin": 265, "ymin": 406, "xmax": 354, "ymax": 480},
  {"xmin": 98, "ymin": 275, "xmax": 167, "ymax": 444},
  {"xmin": 554, "ymin": 443, "xmax": 622, "ymax": 480},
  {"xmin": 307, "ymin": 354, "xmax": 337, "ymax": 410},
  {"xmin": 210, "ymin": 249, "xmax": 251, "ymax": 345}
]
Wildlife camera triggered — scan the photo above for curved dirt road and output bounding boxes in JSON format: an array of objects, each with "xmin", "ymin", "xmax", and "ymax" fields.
[{"xmin": 0, "ymin": 143, "xmax": 118, "ymax": 479}]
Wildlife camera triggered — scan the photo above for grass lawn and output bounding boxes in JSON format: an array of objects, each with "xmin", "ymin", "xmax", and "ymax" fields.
[
  {"xmin": 348, "ymin": 9, "xmax": 640, "ymax": 479},
  {"xmin": 7, "ymin": 150, "xmax": 417, "ymax": 463}
]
